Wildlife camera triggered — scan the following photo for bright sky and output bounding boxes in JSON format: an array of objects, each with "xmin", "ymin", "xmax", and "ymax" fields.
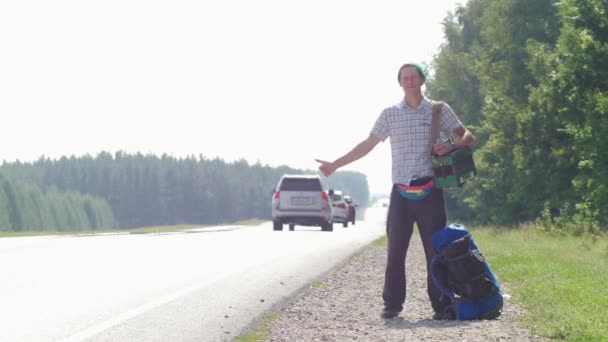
[{"xmin": 1, "ymin": 0, "xmax": 465, "ymax": 196}]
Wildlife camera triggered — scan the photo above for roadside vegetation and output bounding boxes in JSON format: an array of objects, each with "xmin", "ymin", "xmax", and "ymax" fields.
[
  {"xmin": 0, "ymin": 219, "xmax": 266, "ymax": 238},
  {"xmin": 235, "ymin": 312, "xmax": 282, "ymax": 342},
  {"xmin": 473, "ymin": 226, "xmax": 608, "ymax": 341},
  {"xmin": 311, "ymin": 281, "xmax": 331, "ymax": 289},
  {"xmin": 429, "ymin": 0, "xmax": 608, "ymax": 235}
]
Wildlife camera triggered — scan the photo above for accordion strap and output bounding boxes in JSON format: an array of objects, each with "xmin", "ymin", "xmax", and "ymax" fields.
[{"xmin": 430, "ymin": 101, "xmax": 444, "ymax": 155}]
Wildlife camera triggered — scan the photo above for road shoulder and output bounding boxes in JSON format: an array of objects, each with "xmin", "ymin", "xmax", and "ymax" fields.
[{"xmin": 241, "ymin": 235, "xmax": 543, "ymax": 341}]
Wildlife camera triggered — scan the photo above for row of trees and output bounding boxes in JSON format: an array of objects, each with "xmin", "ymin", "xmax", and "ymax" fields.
[
  {"xmin": 429, "ymin": 0, "xmax": 607, "ymax": 231},
  {"xmin": 0, "ymin": 152, "xmax": 369, "ymax": 230},
  {"xmin": 0, "ymin": 173, "xmax": 115, "ymax": 232}
]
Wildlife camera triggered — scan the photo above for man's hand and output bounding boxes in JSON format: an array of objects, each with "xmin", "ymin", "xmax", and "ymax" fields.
[
  {"xmin": 315, "ymin": 159, "xmax": 337, "ymax": 177},
  {"xmin": 432, "ymin": 142, "xmax": 453, "ymax": 156}
]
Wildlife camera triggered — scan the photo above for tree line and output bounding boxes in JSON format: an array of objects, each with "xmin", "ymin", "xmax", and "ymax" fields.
[
  {"xmin": 0, "ymin": 173, "xmax": 115, "ymax": 232},
  {"xmin": 428, "ymin": 0, "xmax": 606, "ymax": 232},
  {"xmin": 0, "ymin": 152, "xmax": 369, "ymax": 231},
  {"xmin": 7, "ymin": 0, "xmax": 603, "ymax": 233}
]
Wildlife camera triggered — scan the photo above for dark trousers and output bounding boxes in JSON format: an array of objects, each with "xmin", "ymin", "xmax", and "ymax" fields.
[{"xmin": 382, "ymin": 180, "xmax": 452, "ymax": 313}]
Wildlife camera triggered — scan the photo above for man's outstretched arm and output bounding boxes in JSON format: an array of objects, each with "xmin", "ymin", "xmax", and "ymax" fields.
[{"xmin": 315, "ymin": 134, "xmax": 381, "ymax": 177}]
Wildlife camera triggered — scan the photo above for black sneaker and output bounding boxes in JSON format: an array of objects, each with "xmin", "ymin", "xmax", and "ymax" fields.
[{"xmin": 381, "ymin": 308, "xmax": 400, "ymax": 319}]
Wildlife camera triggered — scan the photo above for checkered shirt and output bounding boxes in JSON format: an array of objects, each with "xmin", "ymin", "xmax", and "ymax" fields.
[{"xmin": 370, "ymin": 96, "xmax": 462, "ymax": 185}]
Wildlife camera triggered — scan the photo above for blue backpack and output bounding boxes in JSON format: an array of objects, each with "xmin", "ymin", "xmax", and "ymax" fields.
[{"xmin": 431, "ymin": 223, "xmax": 503, "ymax": 320}]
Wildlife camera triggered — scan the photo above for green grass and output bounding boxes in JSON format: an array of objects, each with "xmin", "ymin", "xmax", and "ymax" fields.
[
  {"xmin": 473, "ymin": 227, "xmax": 608, "ymax": 341},
  {"xmin": 235, "ymin": 312, "xmax": 282, "ymax": 342},
  {"xmin": 233, "ymin": 218, "xmax": 266, "ymax": 226},
  {"xmin": 236, "ymin": 278, "xmax": 332, "ymax": 340},
  {"xmin": 0, "ymin": 219, "xmax": 266, "ymax": 238},
  {"xmin": 311, "ymin": 280, "xmax": 330, "ymax": 289},
  {"xmin": 372, "ymin": 235, "xmax": 388, "ymax": 246}
]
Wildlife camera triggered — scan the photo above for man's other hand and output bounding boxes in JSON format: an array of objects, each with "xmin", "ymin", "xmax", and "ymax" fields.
[{"xmin": 432, "ymin": 143, "xmax": 453, "ymax": 156}]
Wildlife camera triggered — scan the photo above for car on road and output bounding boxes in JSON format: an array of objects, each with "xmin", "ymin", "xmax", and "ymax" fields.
[
  {"xmin": 343, "ymin": 195, "xmax": 357, "ymax": 225},
  {"xmin": 271, "ymin": 174, "xmax": 333, "ymax": 232},
  {"xmin": 329, "ymin": 190, "xmax": 349, "ymax": 228}
]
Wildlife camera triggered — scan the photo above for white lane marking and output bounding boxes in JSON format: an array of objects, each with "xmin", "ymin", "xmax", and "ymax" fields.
[{"xmin": 58, "ymin": 274, "xmax": 225, "ymax": 342}]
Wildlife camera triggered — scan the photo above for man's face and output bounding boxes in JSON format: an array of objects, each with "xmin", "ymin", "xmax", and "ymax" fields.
[{"xmin": 399, "ymin": 66, "xmax": 424, "ymax": 91}]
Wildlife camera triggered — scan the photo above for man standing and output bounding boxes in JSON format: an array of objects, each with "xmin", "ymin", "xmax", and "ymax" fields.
[{"xmin": 315, "ymin": 63, "xmax": 475, "ymax": 319}]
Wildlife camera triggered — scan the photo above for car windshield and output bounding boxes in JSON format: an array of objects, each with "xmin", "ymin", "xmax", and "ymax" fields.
[
  {"xmin": 330, "ymin": 194, "xmax": 343, "ymax": 201},
  {"xmin": 280, "ymin": 178, "xmax": 322, "ymax": 191}
]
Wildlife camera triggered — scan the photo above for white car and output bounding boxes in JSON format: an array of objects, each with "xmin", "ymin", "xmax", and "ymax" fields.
[
  {"xmin": 271, "ymin": 174, "xmax": 334, "ymax": 232},
  {"xmin": 329, "ymin": 190, "xmax": 349, "ymax": 228}
]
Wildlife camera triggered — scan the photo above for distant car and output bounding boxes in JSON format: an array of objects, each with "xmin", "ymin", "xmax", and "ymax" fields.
[
  {"xmin": 271, "ymin": 174, "xmax": 333, "ymax": 232},
  {"xmin": 329, "ymin": 190, "xmax": 349, "ymax": 228},
  {"xmin": 343, "ymin": 195, "xmax": 356, "ymax": 225}
]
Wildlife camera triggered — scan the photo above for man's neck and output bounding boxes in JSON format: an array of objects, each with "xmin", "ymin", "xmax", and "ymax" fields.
[{"xmin": 404, "ymin": 92, "xmax": 423, "ymax": 108}]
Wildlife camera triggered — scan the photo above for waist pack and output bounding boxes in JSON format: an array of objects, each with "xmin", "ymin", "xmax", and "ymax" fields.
[
  {"xmin": 430, "ymin": 223, "xmax": 503, "ymax": 320},
  {"xmin": 395, "ymin": 178, "xmax": 435, "ymax": 201}
]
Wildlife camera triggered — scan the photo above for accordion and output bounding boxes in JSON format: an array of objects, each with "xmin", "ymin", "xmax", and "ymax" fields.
[
  {"xmin": 431, "ymin": 146, "xmax": 477, "ymax": 188},
  {"xmin": 430, "ymin": 101, "xmax": 476, "ymax": 189}
]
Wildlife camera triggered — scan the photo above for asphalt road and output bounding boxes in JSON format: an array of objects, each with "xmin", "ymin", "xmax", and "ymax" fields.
[{"xmin": 0, "ymin": 207, "xmax": 387, "ymax": 342}]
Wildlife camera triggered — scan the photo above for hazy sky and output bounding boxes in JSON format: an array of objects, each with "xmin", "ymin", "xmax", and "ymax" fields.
[{"xmin": 1, "ymin": 0, "xmax": 465, "ymax": 195}]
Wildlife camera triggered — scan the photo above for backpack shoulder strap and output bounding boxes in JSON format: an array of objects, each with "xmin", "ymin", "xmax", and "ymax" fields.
[
  {"xmin": 430, "ymin": 255, "xmax": 455, "ymax": 299},
  {"xmin": 430, "ymin": 101, "xmax": 444, "ymax": 155}
]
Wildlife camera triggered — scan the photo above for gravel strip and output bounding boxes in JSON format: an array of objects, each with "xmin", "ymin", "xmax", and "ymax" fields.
[{"xmin": 259, "ymin": 235, "xmax": 545, "ymax": 342}]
